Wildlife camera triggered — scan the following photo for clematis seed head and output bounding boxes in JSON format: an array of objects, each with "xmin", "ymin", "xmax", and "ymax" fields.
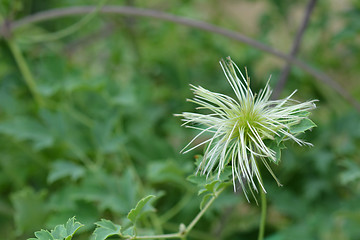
[{"xmin": 177, "ymin": 57, "xmax": 316, "ymax": 201}]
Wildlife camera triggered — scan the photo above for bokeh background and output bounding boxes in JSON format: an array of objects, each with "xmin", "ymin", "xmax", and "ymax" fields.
[{"xmin": 1, "ymin": 0, "xmax": 360, "ymax": 239}]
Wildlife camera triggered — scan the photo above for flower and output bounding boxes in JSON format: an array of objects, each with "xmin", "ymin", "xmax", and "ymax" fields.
[{"xmin": 177, "ymin": 57, "xmax": 316, "ymax": 200}]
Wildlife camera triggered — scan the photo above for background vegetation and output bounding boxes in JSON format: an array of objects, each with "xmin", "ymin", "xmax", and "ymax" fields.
[{"xmin": 0, "ymin": 0, "xmax": 360, "ymax": 239}]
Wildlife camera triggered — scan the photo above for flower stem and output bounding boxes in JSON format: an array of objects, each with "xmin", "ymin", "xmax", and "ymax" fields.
[
  {"xmin": 133, "ymin": 233, "xmax": 180, "ymax": 239},
  {"xmin": 129, "ymin": 185, "xmax": 226, "ymax": 240},
  {"xmin": 185, "ymin": 186, "xmax": 225, "ymax": 234},
  {"xmin": 257, "ymin": 188, "xmax": 267, "ymax": 240}
]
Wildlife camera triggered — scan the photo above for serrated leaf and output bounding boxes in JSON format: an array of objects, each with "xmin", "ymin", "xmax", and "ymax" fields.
[
  {"xmin": 187, "ymin": 166, "xmax": 231, "ymax": 195},
  {"xmin": 204, "ymin": 180, "xmax": 219, "ymax": 193},
  {"xmin": 188, "ymin": 169, "xmax": 231, "ymax": 195},
  {"xmin": 267, "ymin": 141, "xmax": 286, "ymax": 164},
  {"xmin": 216, "ymin": 181, "xmax": 232, "ymax": 192},
  {"xmin": 93, "ymin": 219, "xmax": 121, "ymax": 240},
  {"xmin": 122, "ymin": 226, "xmax": 135, "ymax": 237},
  {"xmin": 274, "ymin": 132, "xmax": 285, "ymax": 145},
  {"xmin": 187, "ymin": 174, "xmax": 207, "ymax": 186},
  {"xmin": 127, "ymin": 195, "xmax": 155, "ymax": 223},
  {"xmin": 63, "ymin": 217, "xmax": 84, "ymax": 240},
  {"xmin": 28, "ymin": 217, "xmax": 83, "ymax": 240},
  {"xmin": 33, "ymin": 230, "xmax": 54, "ymax": 240},
  {"xmin": 198, "ymin": 180, "xmax": 219, "ymax": 195},
  {"xmin": 290, "ymin": 118, "xmax": 316, "ymax": 134},
  {"xmin": 51, "ymin": 225, "xmax": 67, "ymax": 239}
]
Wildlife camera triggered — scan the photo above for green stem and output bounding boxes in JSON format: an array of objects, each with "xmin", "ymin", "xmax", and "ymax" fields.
[
  {"xmin": 129, "ymin": 185, "xmax": 226, "ymax": 240},
  {"xmin": 185, "ymin": 186, "xmax": 225, "ymax": 234},
  {"xmin": 7, "ymin": 40, "xmax": 43, "ymax": 106},
  {"xmin": 133, "ymin": 233, "xmax": 180, "ymax": 239},
  {"xmin": 258, "ymin": 188, "xmax": 267, "ymax": 240}
]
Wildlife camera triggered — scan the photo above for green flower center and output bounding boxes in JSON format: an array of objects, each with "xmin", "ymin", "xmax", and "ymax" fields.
[{"xmin": 227, "ymin": 103, "xmax": 269, "ymax": 141}]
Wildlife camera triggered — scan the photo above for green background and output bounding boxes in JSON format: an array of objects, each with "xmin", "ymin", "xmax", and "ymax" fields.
[{"xmin": 0, "ymin": 0, "xmax": 360, "ymax": 239}]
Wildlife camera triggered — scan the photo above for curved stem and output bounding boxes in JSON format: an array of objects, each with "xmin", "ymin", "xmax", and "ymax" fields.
[
  {"xmin": 129, "ymin": 185, "xmax": 226, "ymax": 240},
  {"xmin": 257, "ymin": 188, "xmax": 267, "ymax": 240},
  {"xmin": 24, "ymin": 0, "xmax": 107, "ymax": 43},
  {"xmin": 185, "ymin": 186, "xmax": 225, "ymax": 234},
  {"xmin": 132, "ymin": 232, "xmax": 180, "ymax": 239},
  {"xmin": 5, "ymin": 6, "xmax": 360, "ymax": 111}
]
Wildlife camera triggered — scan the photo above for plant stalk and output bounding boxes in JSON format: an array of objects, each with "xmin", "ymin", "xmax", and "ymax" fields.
[
  {"xmin": 130, "ymin": 185, "xmax": 226, "ymax": 239},
  {"xmin": 258, "ymin": 188, "xmax": 267, "ymax": 240},
  {"xmin": 185, "ymin": 186, "xmax": 225, "ymax": 234}
]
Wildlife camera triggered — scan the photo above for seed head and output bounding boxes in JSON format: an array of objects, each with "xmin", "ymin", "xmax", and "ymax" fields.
[{"xmin": 177, "ymin": 57, "xmax": 316, "ymax": 200}]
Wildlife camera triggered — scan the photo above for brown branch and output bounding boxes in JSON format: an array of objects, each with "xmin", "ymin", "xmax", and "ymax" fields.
[
  {"xmin": 7, "ymin": 6, "xmax": 289, "ymax": 60},
  {"xmin": 273, "ymin": 0, "xmax": 318, "ymax": 99},
  {"xmin": 2, "ymin": 5, "xmax": 360, "ymax": 111}
]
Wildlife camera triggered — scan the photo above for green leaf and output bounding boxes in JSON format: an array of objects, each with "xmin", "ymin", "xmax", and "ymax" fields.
[
  {"xmin": 292, "ymin": 111, "xmax": 311, "ymax": 117},
  {"xmin": 93, "ymin": 219, "xmax": 122, "ymax": 240},
  {"xmin": 274, "ymin": 132, "xmax": 285, "ymax": 145},
  {"xmin": 33, "ymin": 230, "xmax": 54, "ymax": 240},
  {"xmin": 290, "ymin": 118, "xmax": 316, "ymax": 134},
  {"xmin": 187, "ymin": 174, "xmax": 207, "ymax": 186},
  {"xmin": 187, "ymin": 166, "xmax": 232, "ymax": 195},
  {"xmin": 127, "ymin": 195, "xmax": 155, "ymax": 223},
  {"xmin": 71, "ymin": 168, "xmax": 139, "ymax": 215},
  {"xmin": 122, "ymin": 226, "xmax": 135, "ymax": 237},
  {"xmin": 218, "ymin": 166, "xmax": 232, "ymax": 182},
  {"xmin": 51, "ymin": 225, "xmax": 67, "ymax": 239},
  {"xmin": 216, "ymin": 181, "xmax": 232, "ymax": 192},
  {"xmin": 200, "ymin": 193, "xmax": 213, "ymax": 210},
  {"xmin": 0, "ymin": 117, "xmax": 54, "ymax": 150},
  {"xmin": 63, "ymin": 217, "xmax": 84, "ymax": 240},
  {"xmin": 12, "ymin": 188, "xmax": 48, "ymax": 235},
  {"xmin": 28, "ymin": 217, "xmax": 83, "ymax": 240},
  {"xmin": 147, "ymin": 160, "xmax": 188, "ymax": 186},
  {"xmin": 204, "ymin": 180, "xmax": 219, "ymax": 194},
  {"xmin": 47, "ymin": 160, "xmax": 85, "ymax": 184},
  {"xmin": 340, "ymin": 160, "xmax": 360, "ymax": 185},
  {"xmin": 267, "ymin": 141, "xmax": 286, "ymax": 164}
]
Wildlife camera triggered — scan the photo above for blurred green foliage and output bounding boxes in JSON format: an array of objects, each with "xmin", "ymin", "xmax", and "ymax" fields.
[{"xmin": 0, "ymin": 0, "xmax": 360, "ymax": 239}]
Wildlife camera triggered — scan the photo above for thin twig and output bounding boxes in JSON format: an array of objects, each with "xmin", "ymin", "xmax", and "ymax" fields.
[
  {"xmin": 273, "ymin": 0, "xmax": 318, "ymax": 99},
  {"xmin": 6, "ymin": 6, "xmax": 300, "ymax": 60},
  {"xmin": 2, "ymin": 5, "xmax": 360, "ymax": 111}
]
